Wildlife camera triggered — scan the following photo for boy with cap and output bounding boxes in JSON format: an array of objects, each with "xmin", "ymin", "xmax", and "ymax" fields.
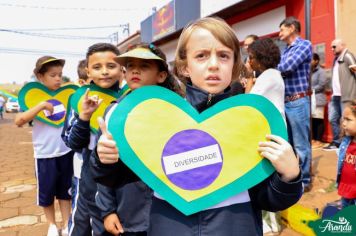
[
  {"xmin": 62, "ymin": 43, "xmax": 124, "ymax": 236},
  {"xmin": 15, "ymin": 56, "xmax": 74, "ymax": 236}
]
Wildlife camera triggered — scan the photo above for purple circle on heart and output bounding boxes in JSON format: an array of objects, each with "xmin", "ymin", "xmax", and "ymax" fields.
[
  {"xmin": 161, "ymin": 129, "xmax": 223, "ymax": 190},
  {"xmin": 46, "ymin": 99, "xmax": 66, "ymax": 121}
]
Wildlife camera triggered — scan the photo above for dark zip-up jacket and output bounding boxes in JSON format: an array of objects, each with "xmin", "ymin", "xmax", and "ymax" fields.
[
  {"xmin": 62, "ymin": 81, "xmax": 120, "ymax": 200},
  {"xmin": 90, "ymin": 90, "xmax": 153, "ymax": 233},
  {"xmin": 91, "ymin": 83, "xmax": 303, "ymax": 235}
]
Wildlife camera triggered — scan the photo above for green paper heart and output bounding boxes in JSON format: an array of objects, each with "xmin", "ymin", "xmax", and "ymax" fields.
[
  {"xmin": 107, "ymin": 86, "xmax": 287, "ymax": 215},
  {"xmin": 70, "ymin": 84, "xmax": 122, "ymax": 133},
  {"xmin": 69, "ymin": 83, "xmax": 130, "ymax": 133},
  {"xmin": 18, "ymin": 82, "xmax": 78, "ymax": 127}
]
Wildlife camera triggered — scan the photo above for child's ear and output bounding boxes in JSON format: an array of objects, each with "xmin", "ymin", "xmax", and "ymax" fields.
[
  {"xmin": 157, "ymin": 71, "xmax": 168, "ymax": 83},
  {"xmin": 78, "ymin": 79, "xmax": 85, "ymax": 86},
  {"xmin": 36, "ymin": 74, "xmax": 44, "ymax": 82},
  {"xmin": 85, "ymin": 67, "xmax": 90, "ymax": 78},
  {"xmin": 120, "ymin": 66, "xmax": 126, "ymax": 74},
  {"xmin": 179, "ymin": 66, "xmax": 190, "ymax": 78}
]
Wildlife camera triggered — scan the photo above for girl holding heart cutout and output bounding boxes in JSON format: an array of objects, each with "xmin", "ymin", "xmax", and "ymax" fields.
[
  {"xmin": 91, "ymin": 43, "xmax": 182, "ymax": 236},
  {"xmin": 150, "ymin": 17, "xmax": 301, "ymax": 236},
  {"xmin": 93, "ymin": 18, "xmax": 302, "ymax": 236}
]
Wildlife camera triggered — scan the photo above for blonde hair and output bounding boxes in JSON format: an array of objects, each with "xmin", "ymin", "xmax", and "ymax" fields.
[{"xmin": 174, "ymin": 17, "xmax": 243, "ymax": 83}]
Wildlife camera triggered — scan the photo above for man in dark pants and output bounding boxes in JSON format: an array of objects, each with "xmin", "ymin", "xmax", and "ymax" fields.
[{"xmin": 323, "ymin": 39, "xmax": 356, "ymax": 151}]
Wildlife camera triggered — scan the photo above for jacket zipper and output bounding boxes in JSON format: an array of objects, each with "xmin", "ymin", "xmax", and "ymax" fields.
[{"xmin": 207, "ymin": 93, "xmax": 214, "ymax": 106}]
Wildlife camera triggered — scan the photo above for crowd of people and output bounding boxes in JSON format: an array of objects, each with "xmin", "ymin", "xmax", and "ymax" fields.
[{"xmin": 11, "ymin": 15, "xmax": 356, "ymax": 236}]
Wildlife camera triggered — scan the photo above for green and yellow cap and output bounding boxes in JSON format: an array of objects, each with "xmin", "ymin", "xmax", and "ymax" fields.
[
  {"xmin": 34, "ymin": 56, "xmax": 65, "ymax": 75},
  {"xmin": 115, "ymin": 47, "xmax": 164, "ymax": 66}
]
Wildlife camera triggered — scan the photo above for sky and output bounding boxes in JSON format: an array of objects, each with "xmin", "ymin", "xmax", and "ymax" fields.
[{"xmin": 0, "ymin": 0, "xmax": 169, "ymax": 85}]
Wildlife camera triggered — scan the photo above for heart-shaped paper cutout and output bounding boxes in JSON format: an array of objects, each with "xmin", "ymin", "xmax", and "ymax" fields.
[
  {"xmin": 107, "ymin": 86, "xmax": 287, "ymax": 215},
  {"xmin": 70, "ymin": 84, "xmax": 130, "ymax": 133},
  {"xmin": 18, "ymin": 82, "xmax": 78, "ymax": 127}
]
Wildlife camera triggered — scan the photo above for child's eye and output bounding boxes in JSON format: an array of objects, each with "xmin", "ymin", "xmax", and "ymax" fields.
[
  {"xmin": 141, "ymin": 63, "xmax": 151, "ymax": 68},
  {"xmin": 50, "ymin": 73, "xmax": 59, "ymax": 77},
  {"xmin": 107, "ymin": 63, "xmax": 117, "ymax": 69},
  {"xmin": 219, "ymin": 53, "xmax": 231, "ymax": 60},
  {"xmin": 195, "ymin": 53, "xmax": 207, "ymax": 59}
]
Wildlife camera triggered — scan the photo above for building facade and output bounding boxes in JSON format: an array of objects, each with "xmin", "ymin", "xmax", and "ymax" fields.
[{"xmin": 117, "ymin": 0, "xmax": 354, "ymax": 142}]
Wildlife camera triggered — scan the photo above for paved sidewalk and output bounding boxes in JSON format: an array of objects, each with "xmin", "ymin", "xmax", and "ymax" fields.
[
  {"xmin": 0, "ymin": 113, "xmax": 339, "ymax": 236},
  {"xmin": 0, "ymin": 114, "xmax": 63, "ymax": 236},
  {"xmin": 279, "ymin": 146, "xmax": 339, "ymax": 236}
]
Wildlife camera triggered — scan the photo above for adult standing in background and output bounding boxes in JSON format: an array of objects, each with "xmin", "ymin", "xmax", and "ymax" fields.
[
  {"xmin": 278, "ymin": 16, "xmax": 313, "ymax": 191},
  {"xmin": 311, "ymin": 53, "xmax": 328, "ymax": 148},
  {"xmin": 323, "ymin": 39, "xmax": 356, "ymax": 151},
  {"xmin": 243, "ymin": 34, "xmax": 259, "ymax": 52},
  {"xmin": 233, "ymin": 34, "xmax": 259, "ymax": 94},
  {"xmin": 243, "ymin": 34, "xmax": 259, "ymax": 75},
  {"xmin": 246, "ymin": 38, "xmax": 286, "ymax": 235}
]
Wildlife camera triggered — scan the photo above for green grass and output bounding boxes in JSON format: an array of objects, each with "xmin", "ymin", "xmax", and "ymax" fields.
[
  {"xmin": 325, "ymin": 181, "xmax": 337, "ymax": 193},
  {"xmin": 0, "ymin": 84, "xmax": 22, "ymax": 96}
]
